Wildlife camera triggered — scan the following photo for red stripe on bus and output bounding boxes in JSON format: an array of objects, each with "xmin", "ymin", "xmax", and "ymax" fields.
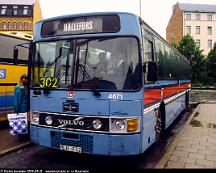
[{"xmin": 144, "ymin": 83, "xmax": 191, "ymax": 106}]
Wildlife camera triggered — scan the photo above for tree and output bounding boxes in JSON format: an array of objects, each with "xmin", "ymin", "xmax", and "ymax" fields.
[
  {"xmin": 176, "ymin": 34, "xmax": 207, "ymax": 84},
  {"xmin": 207, "ymin": 42, "xmax": 216, "ymax": 84}
]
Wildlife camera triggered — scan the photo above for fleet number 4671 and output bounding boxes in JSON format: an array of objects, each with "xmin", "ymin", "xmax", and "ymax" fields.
[{"xmin": 108, "ymin": 93, "xmax": 123, "ymax": 100}]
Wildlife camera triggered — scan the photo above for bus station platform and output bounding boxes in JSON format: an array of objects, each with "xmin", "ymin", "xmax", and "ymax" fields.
[
  {"xmin": 156, "ymin": 103, "xmax": 216, "ymax": 168},
  {"xmin": 0, "ymin": 126, "xmax": 31, "ymax": 156}
]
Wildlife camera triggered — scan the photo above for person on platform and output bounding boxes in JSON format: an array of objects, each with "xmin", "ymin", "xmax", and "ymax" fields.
[{"xmin": 14, "ymin": 74, "xmax": 29, "ymax": 141}]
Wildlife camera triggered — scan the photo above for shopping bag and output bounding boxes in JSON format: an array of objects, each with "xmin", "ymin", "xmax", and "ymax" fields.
[{"xmin": 7, "ymin": 113, "xmax": 28, "ymax": 135}]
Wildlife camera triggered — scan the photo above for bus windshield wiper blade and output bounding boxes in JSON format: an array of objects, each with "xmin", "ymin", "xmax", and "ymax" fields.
[{"xmin": 78, "ymin": 64, "xmax": 101, "ymax": 98}]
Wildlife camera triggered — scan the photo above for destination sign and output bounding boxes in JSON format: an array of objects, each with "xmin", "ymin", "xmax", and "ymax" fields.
[
  {"xmin": 63, "ymin": 21, "xmax": 93, "ymax": 32},
  {"xmin": 41, "ymin": 15, "xmax": 120, "ymax": 37}
]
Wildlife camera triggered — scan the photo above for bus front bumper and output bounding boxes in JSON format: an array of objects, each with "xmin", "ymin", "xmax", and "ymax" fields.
[{"xmin": 30, "ymin": 125, "xmax": 141, "ymax": 156}]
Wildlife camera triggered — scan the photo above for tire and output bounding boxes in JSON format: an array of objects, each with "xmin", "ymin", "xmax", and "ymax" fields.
[
  {"xmin": 155, "ymin": 106, "xmax": 165, "ymax": 142},
  {"xmin": 155, "ymin": 108, "xmax": 162, "ymax": 142}
]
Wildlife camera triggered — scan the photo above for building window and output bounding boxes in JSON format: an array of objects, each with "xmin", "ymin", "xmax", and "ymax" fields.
[
  {"xmin": 196, "ymin": 26, "xmax": 200, "ymax": 34},
  {"xmin": 13, "ymin": 22, "xmax": 17, "ymax": 30},
  {"xmin": 23, "ymin": 6, "xmax": 28, "ymax": 15},
  {"xmin": 186, "ymin": 26, "xmax": 191, "ymax": 34},
  {"xmin": 195, "ymin": 39, "xmax": 200, "ymax": 48},
  {"xmin": 18, "ymin": 22, "xmax": 23, "ymax": 30},
  {"xmin": 8, "ymin": 22, "xmax": 12, "ymax": 30},
  {"xmin": 13, "ymin": 6, "xmax": 18, "ymax": 16},
  {"xmin": 208, "ymin": 26, "xmax": 212, "ymax": 35},
  {"xmin": 24, "ymin": 22, "xmax": 28, "ymax": 30},
  {"xmin": 208, "ymin": 40, "xmax": 212, "ymax": 49},
  {"xmin": 186, "ymin": 13, "xmax": 191, "ymax": 20},
  {"xmin": 1, "ymin": 6, "xmax": 7, "ymax": 15},
  {"xmin": 196, "ymin": 14, "xmax": 201, "ymax": 20},
  {"xmin": 207, "ymin": 14, "xmax": 212, "ymax": 21},
  {"xmin": 2, "ymin": 22, "xmax": 7, "ymax": 30}
]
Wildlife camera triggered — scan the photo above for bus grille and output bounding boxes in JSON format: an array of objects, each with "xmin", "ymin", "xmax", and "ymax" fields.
[
  {"xmin": 50, "ymin": 131, "xmax": 93, "ymax": 153},
  {"xmin": 39, "ymin": 113, "xmax": 109, "ymax": 132}
]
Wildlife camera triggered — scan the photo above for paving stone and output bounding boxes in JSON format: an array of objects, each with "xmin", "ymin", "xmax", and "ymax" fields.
[
  {"xmin": 168, "ymin": 155, "xmax": 178, "ymax": 162},
  {"xmin": 176, "ymin": 142, "xmax": 191, "ymax": 148},
  {"xmin": 196, "ymin": 159, "xmax": 214, "ymax": 167},
  {"xmin": 206, "ymin": 146, "xmax": 216, "ymax": 151},
  {"xmin": 177, "ymin": 156, "xmax": 187, "ymax": 163},
  {"xmin": 172, "ymin": 150, "xmax": 189, "ymax": 157},
  {"xmin": 198, "ymin": 149, "xmax": 214, "ymax": 155},
  {"xmin": 183, "ymin": 147, "xmax": 198, "ymax": 153},
  {"xmin": 204, "ymin": 165, "xmax": 215, "ymax": 168},
  {"xmin": 191, "ymin": 144, "xmax": 206, "ymax": 150},
  {"xmin": 205, "ymin": 155, "xmax": 216, "ymax": 162},
  {"xmin": 166, "ymin": 161, "xmax": 185, "ymax": 168},
  {"xmin": 186, "ymin": 157, "xmax": 196, "ymax": 164},
  {"xmin": 175, "ymin": 146, "xmax": 183, "ymax": 151},
  {"xmin": 185, "ymin": 163, "xmax": 204, "ymax": 168},
  {"xmin": 188, "ymin": 153, "xmax": 205, "ymax": 160}
]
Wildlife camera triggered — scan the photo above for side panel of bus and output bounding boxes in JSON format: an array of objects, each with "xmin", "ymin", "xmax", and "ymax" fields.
[
  {"xmin": 0, "ymin": 34, "xmax": 30, "ymax": 122},
  {"xmin": 0, "ymin": 64, "xmax": 28, "ymax": 121},
  {"xmin": 140, "ymin": 25, "xmax": 191, "ymax": 153}
]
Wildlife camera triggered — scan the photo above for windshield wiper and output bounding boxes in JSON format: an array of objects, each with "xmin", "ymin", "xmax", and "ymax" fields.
[{"xmin": 77, "ymin": 64, "xmax": 101, "ymax": 98}]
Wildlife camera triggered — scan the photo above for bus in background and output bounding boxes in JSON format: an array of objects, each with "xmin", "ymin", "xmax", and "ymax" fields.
[
  {"xmin": 28, "ymin": 12, "xmax": 191, "ymax": 156},
  {"xmin": 0, "ymin": 32, "xmax": 33, "ymax": 122}
]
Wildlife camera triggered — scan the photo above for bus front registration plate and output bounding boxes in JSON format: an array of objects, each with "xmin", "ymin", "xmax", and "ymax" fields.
[{"xmin": 59, "ymin": 145, "xmax": 82, "ymax": 153}]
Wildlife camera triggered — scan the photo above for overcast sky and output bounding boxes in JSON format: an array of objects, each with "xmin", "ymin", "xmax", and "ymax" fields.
[{"xmin": 39, "ymin": 0, "xmax": 216, "ymax": 39}]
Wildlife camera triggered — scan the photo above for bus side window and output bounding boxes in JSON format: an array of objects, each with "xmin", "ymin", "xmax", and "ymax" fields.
[
  {"xmin": 154, "ymin": 36, "xmax": 165, "ymax": 79},
  {"xmin": 142, "ymin": 29, "xmax": 156, "ymax": 83},
  {"xmin": 144, "ymin": 40, "xmax": 154, "ymax": 62}
]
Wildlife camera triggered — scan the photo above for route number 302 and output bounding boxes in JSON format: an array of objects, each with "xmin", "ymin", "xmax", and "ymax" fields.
[
  {"xmin": 40, "ymin": 77, "xmax": 58, "ymax": 88},
  {"xmin": 108, "ymin": 93, "xmax": 123, "ymax": 100}
]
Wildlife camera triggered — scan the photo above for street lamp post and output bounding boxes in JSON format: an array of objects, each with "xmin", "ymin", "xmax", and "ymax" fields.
[{"xmin": 139, "ymin": 0, "xmax": 142, "ymax": 17}]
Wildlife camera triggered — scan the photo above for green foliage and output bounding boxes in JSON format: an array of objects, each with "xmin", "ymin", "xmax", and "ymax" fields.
[
  {"xmin": 176, "ymin": 34, "xmax": 208, "ymax": 84},
  {"xmin": 207, "ymin": 42, "xmax": 216, "ymax": 84}
]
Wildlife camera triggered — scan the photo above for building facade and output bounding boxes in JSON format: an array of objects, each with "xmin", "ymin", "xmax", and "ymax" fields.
[
  {"xmin": 0, "ymin": 0, "xmax": 42, "ymax": 35},
  {"xmin": 167, "ymin": 3, "xmax": 216, "ymax": 55}
]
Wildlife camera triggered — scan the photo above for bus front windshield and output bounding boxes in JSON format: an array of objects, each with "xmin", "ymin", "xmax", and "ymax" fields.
[{"xmin": 32, "ymin": 37, "xmax": 141, "ymax": 91}]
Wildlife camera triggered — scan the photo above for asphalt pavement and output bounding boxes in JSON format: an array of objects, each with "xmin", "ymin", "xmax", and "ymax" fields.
[{"xmin": 0, "ymin": 123, "xmax": 31, "ymax": 156}]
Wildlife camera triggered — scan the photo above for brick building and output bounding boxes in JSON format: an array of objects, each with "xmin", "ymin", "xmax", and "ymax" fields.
[
  {"xmin": 0, "ymin": 0, "xmax": 42, "ymax": 35},
  {"xmin": 166, "ymin": 3, "xmax": 216, "ymax": 55}
]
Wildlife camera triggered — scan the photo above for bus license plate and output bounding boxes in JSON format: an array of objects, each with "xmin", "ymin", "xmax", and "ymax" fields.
[{"xmin": 59, "ymin": 145, "xmax": 82, "ymax": 153}]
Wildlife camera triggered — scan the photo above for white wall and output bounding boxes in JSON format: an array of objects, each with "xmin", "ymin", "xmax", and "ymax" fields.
[{"xmin": 183, "ymin": 12, "xmax": 216, "ymax": 55}]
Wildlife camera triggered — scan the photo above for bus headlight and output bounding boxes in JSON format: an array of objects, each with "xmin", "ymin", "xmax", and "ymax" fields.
[
  {"xmin": 31, "ymin": 112, "xmax": 39, "ymax": 124},
  {"xmin": 92, "ymin": 119, "xmax": 102, "ymax": 130},
  {"xmin": 110, "ymin": 118, "xmax": 140, "ymax": 133},
  {"xmin": 115, "ymin": 119, "xmax": 126, "ymax": 130},
  {"xmin": 45, "ymin": 116, "xmax": 53, "ymax": 125},
  {"xmin": 110, "ymin": 118, "xmax": 127, "ymax": 133}
]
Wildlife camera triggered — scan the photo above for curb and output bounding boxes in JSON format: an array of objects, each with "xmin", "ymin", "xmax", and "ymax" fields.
[
  {"xmin": 186, "ymin": 104, "xmax": 200, "ymax": 125},
  {"xmin": 155, "ymin": 104, "xmax": 201, "ymax": 168},
  {"xmin": 0, "ymin": 141, "xmax": 33, "ymax": 157}
]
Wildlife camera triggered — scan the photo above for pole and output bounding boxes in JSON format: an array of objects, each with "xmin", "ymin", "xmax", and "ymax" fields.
[{"xmin": 139, "ymin": 0, "xmax": 141, "ymax": 17}]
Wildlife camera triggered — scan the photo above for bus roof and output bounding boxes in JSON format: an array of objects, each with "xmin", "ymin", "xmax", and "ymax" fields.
[
  {"xmin": 0, "ymin": 31, "xmax": 33, "ymax": 41},
  {"xmin": 35, "ymin": 12, "xmax": 139, "ymax": 24},
  {"xmin": 34, "ymin": 12, "xmax": 141, "ymax": 41}
]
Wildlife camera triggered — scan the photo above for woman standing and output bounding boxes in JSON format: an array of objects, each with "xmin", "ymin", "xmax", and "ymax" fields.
[{"xmin": 14, "ymin": 74, "xmax": 29, "ymax": 141}]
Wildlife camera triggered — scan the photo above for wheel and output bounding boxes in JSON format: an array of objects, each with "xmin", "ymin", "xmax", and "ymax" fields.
[{"xmin": 155, "ymin": 109, "xmax": 162, "ymax": 141}]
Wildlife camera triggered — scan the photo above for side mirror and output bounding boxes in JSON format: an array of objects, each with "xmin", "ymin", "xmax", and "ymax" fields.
[
  {"xmin": 13, "ymin": 48, "xmax": 18, "ymax": 65},
  {"xmin": 147, "ymin": 61, "xmax": 157, "ymax": 82}
]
